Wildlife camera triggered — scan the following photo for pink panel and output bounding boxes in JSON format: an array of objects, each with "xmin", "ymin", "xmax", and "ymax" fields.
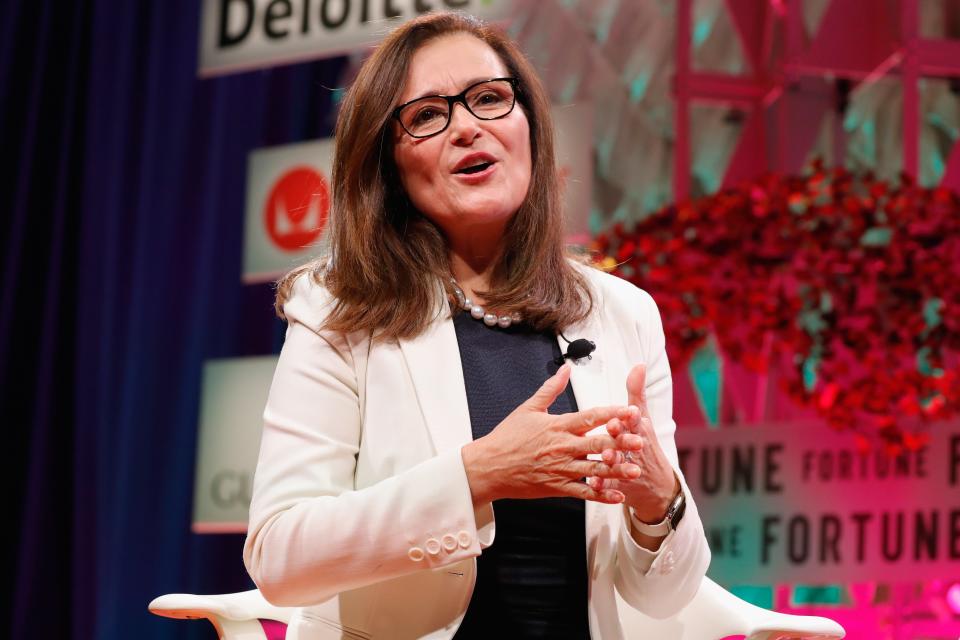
[
  {"xmin": 687, "ymin": 72, "xmax": 766, "ymax": 104},
  {"xmin": 901, "ymin": 0, "xmax": 920, "ymax": 179},
  {"xmin": 719, "ymin": 354, "xmax": 764, "ymax": 423},
  {"xmin": 940, "ymin": 136, "xmax": 960, "ymax": 190},
  {"xmin": 784, "ymin": 0, "xmax": 807, "ymax": 59},
  {"xmin": 259, "ymin": 619, "xmax": 287, "ymax": 640},
  {"xmin": 917, "ymin": 38, "xmax": 960, "ymax": 75},
  {"xmin": 796, "ymin": 0, "xmax": 899, "ymax": 76},
  {"xmin": 673, "ymin": 367, "xmax": 710, "ymax": 428},
  {"xmin": 777, "ymin": 77, "xmax": 831, "ymax": 174},
  {"xmin": 674, "ymin": 0, "xmax": 693, "ymax": 202},
  {"xmin": 724, "ymin": 0, "xmax": 769, "ymax": 74},
  {"xmin": 721, "ymin": 108, "xmax": 766, "ymax": 189}
]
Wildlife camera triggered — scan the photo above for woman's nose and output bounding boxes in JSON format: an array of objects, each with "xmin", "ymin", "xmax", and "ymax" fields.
[{"xmin": 447, "ymin": 103, "xmax": 481, "ymax": 144}]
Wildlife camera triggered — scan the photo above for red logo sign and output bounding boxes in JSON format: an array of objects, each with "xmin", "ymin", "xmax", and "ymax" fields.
[{"xmin": 264, "ymin": 166, "xmax": 330, "ymax": 252}]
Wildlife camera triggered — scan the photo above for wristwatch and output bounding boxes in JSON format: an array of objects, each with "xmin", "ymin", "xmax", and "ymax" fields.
[{"xmin": 629, "ymin": 488, "xmax": 686, "ymax": 537}]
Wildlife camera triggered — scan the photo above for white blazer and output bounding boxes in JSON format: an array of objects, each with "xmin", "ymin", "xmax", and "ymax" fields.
[{"xmin": 243, "ymin": 264, "xmax": 711, "ymax": 640}]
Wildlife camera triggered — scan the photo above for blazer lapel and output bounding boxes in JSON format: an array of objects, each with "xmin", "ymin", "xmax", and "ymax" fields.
[
  {"xmin": 398, "ymin": 286, "xmax": 612, "ymax": 461},
  {"xmin": 398, "ymin": 306, "xmax": 474, "ymax": 455},
  {"xmin": 556, "ymin": 312, "xmax": 610, "ymax": 413},
  {"xmin": 557, "ymin": 307, "xmax": 615, "ymax": 566}
]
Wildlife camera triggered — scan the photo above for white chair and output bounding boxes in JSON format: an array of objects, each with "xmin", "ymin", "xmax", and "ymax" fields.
[
  {"xmin": 149, "ymin": 576, "xmax": 845, "ymax": 639},
  {"xmin": 149, "ymin": 589, "xmax": 292, "ymax": 639}
]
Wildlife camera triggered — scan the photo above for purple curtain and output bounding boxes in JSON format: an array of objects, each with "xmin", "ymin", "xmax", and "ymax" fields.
[{"xmin": 1, "ymin": 2, "xmax": 345, "ymax": 637}]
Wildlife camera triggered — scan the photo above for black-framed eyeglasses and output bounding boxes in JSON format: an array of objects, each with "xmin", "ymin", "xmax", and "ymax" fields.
[{"xmin": 392, "ymin": 77, "xmax": 519, "ymax": 139}]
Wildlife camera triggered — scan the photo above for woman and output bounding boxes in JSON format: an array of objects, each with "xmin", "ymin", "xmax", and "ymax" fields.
[{"xmin": 243, "ymin": 12, "xmax": 710, "ymax": 640}]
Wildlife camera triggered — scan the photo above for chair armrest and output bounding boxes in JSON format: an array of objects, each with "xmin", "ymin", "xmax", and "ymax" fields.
[
  {"xmin": 695, "ymin": 578, "xmax": 846, "ymax": 640},
  {"xmin": 149, "ymin": 589, "xmax": 294, "ymax": 639},
  {"xmin": 149, "ymin": 589, "xmax": 293, "ymax": 623},
  {"xmin": 618, "ymin": 577, "xmax": 846, "ymax": 639}
]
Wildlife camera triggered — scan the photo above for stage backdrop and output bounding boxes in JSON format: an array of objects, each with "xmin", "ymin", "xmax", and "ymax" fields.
[
  {"xmin": 1, "ymin": 2, "xmax": 346, "ymax": 638},
  {"xmin": 6, "ymin": 1, "xmax": 960, "ymax": 638}
]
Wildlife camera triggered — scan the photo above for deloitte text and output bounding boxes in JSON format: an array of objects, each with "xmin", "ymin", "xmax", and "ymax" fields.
[{"xmin": 199, "ymin": 0, "xmax": 512, "ymax": 76}]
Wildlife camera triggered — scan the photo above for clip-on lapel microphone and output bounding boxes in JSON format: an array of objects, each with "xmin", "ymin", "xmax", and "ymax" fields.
[{"xmin": 554, "ymin": 333, "xmax": 596, "ymax": 365}]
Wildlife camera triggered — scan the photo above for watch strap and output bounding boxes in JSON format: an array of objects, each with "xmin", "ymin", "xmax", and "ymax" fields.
[
  {"xmin": 629, "ymin": 489, "xmax": 686, "ymax": 537},
  {"xmin": 629, "ymin": 508, "xmax": 671, "ymax": 536}
]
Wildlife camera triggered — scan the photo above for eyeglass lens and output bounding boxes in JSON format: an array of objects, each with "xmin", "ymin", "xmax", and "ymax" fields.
[{"xmin": 398, "ymin": 80, "xmax": 516, "ymax": 137}]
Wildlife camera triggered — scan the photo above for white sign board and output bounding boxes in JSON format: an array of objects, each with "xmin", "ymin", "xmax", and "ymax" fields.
[
  {"xmin": 676, "ymin": 422, "xmax": 960, "ymax": 584},
  {"xmin": 243, "ymin": 138, "xmax": 334, "ymax": 283},
  {"xmin": 192, "ymin": 355, "xmax": 279, "ymax": 533},
  {"xmin": 199, "ymin": 0, "xmax": 517, "ymax": 76}
]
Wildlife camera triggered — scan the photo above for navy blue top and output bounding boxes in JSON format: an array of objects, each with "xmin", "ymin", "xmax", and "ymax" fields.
[{"xmin": 451, "ymin": 310, "xmax": 591, "ymax": 639}]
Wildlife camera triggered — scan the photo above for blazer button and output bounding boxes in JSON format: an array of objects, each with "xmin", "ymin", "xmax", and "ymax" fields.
[
  {"xmin": 457, "ymin": 531, "xmax": 472, "ymax": 548},
  {"xmin": 425, "ymin": 538, "xmax": 442, "ymax": 555},
  {"xmin": 408, "ymin": 547, "xmax": 425, "ymax": 562},
  {"xmin": 441, "ymin": 534, "xmax": 458, "ymax": 552}
]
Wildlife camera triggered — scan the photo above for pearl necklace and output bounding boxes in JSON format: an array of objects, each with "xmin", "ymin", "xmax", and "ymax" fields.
[{"xmin": 450, "ymin": 279, "xmax": 521, "ymax": 328}]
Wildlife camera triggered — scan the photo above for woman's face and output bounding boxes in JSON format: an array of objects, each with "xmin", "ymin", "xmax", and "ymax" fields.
[{"xmin": 392, "ymin": 33, "xmax": 532, "ymax": 242}]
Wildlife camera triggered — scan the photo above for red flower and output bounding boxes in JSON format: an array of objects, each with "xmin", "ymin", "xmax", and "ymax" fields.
[{"xmin": 594, "ymin": 166, "xmax": 960, "ymax": 443}]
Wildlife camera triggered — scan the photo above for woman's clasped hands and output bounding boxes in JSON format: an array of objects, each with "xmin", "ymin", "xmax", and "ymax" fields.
[
  {"xmin": 591, "ymin": 364, "xmax": 680, "ymax": 524},
  {"xmin": 461, "ymin": 363, "xmax": 678, "ymax": 518}
]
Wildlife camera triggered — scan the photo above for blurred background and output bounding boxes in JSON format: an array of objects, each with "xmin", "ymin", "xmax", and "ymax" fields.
[{"xmin": 3, "ymin": 0, "xmax": 960, "ymax": 638}]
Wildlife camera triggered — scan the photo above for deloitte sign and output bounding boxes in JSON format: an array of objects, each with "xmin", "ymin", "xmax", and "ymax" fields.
[{"xmin": 199, "ymin": 0, "xmax": 515, "ymax": 76}]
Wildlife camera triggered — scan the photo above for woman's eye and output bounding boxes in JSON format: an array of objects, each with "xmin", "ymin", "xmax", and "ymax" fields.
[
  {"xmin": 413, "ymin": 108, "xmax": 442, "ymax": 124},
  {"xmin": 476, "ymin": 91, "xmax": 503, "ymax": 104}
]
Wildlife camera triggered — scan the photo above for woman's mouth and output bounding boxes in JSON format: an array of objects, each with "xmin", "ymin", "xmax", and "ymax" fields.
[
  {"xmin": 455, "ymin": 161, "xmax": 494, "ymax": 175},
  {"xmin": 452, "ymin": 160, "xmax": 498, "ymax": 182}
]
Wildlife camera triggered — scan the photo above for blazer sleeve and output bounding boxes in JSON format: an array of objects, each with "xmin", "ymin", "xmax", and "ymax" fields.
[
  {"xmin": 242, "ymin": 275, "xmax": 483, "ymax": 607},
  {"xmin": 613, "ymin": 287, "xmax": 712, "ymax": 619}
]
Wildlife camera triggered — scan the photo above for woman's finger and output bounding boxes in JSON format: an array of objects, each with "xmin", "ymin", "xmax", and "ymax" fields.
[
  {"xmin": 620, "ymin": 405, "xmax": 640, "ymax": 435},
  {"xmin": 569, "ymin": 433, "xmax": 618, "ymax": 456},
  {"xmin": 586, "ymin": 476, "xmax": 624, "ymax": 494},
  {"xmin": 626, "ymin": 364, "xmax": 647, "ymax": 408},
  {"xmin": 574, "ymin": 432, "xmax": 642, "ymax": 457},
  {"xmin": 524, "ymin": 363, "xmax": 572, "ymax": 412},
  {"xmin": 616, "ymin": 432, "xmax": 644, "ymax": 451},
  {"xmin": 563, "ymin": 460, "xmax": 641, "ymax": 480},
  {"xmin": 559, "ymin": 405, "xmax": 633, "ymax": 434},
  {"xmin": 636, "ymin": 415, "xmax": 653, "ymax": 436},
  {"xmin": 568, "ymin": 480, "xmax": 624, "ymax": 504},
  {"xmin": 606, "ymin": 417, "xmax": 625, "ymax": 438}
]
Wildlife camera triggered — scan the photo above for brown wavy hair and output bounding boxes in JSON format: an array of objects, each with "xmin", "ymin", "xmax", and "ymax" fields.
[{"xmin": 275, "ymin": 12, "xmax": 594, "ymax": 340}]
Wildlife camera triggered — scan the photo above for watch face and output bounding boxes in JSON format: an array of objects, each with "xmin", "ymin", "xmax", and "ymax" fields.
[{"xmin": 668, "ymin": 493, "xmax": 687, "ymax": 530}]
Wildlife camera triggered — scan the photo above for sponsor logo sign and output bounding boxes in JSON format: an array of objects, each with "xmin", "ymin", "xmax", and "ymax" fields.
[
  {"xmin": 676, "ymin": 422, "xmax": 960, "ymax": 584},
  {"xmin": 199, "ymin": 0, "xmax": 516, "ymax": 76},
  {"xmin": 264, "ymin": 166, "xmax": 330, "ymax": 251},
  {"xmin": 192, "ymin": 355, "xmax": 279, "ymax": 533},
  {"xmin": 243, "ymin": 139, "xmax": 333, "ymax": 283}
]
